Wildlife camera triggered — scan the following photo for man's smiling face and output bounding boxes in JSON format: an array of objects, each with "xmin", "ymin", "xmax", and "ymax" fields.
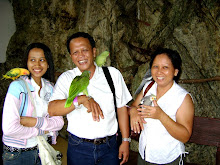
[{"xmin": 69, "ymin": 37, "xmax": 96, "ymax": 75}]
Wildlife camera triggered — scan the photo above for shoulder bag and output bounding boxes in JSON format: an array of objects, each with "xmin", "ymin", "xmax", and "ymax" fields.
[
  {"xmin": 130, "ymin": 81, "xmax": 155, "ymax": 141},
  {"xmin": 21, "ymin": 78, "xmax": 62, "ymax": 165},
  {"xmin": 102, "ymin": 67, "xmax": 122, "ymax": 145}
]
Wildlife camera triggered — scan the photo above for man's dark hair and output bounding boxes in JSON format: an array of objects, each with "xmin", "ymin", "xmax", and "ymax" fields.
[{"xmin": 66, "ymin": 32, "xmax": 96, "ymax": 53}]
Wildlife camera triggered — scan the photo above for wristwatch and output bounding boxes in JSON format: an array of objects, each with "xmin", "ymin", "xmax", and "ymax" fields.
[
  {"xmin": 73, "ymin": 96, "xmax": 79, "ymax": 109},
  {"xmin": 122, "ymin": 137, "xmax": 131, "ymax": 143}
]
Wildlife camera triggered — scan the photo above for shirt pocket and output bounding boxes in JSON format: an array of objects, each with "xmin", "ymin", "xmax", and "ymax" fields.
[{"xmin": 92, "ymin": 90, "xmax": 115, "ymax": 116}]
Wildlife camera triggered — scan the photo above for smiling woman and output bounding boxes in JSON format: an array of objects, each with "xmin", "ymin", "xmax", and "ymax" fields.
[
  {"xmin": 2, "ymin": 43, "xmax": 64, "ymax": 165},
  {"xmin": 150, "ymin": 54, "xmax": 179, "ymax": 99},
  {"xmin": 27, "ymin": 48, "xmax": 49, "ymax": 86},
  {"xmin": 129, "ymin": 48, "xmax": 194, "ymax": 165},
  {"xmin": 25, "ymin": 43, "xmax": 55, "ymax": 83}
]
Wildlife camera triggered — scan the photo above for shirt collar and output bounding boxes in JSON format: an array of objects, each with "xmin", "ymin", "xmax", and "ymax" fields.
[
  {"xmin": 74, "ymin": 62, "xmax": 102, "ymax": 80},
  {"xmin": 92, "ymin": 62, "xmax": 102, "ymax": 80},
  {"xmin": 31, "ymin": 77, "xmax": 44, "ymax": 90}
]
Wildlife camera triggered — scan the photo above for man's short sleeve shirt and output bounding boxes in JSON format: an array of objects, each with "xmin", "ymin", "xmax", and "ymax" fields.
[{"xmin": 50, "ymin": 64, "xmax": 132, "ymax": 139}]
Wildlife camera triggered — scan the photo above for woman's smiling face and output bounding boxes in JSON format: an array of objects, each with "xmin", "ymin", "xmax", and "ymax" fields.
[
  {"xmin": 151, "ymin": 53, "xmax": 179, "ymax": 87},
  {"xmin": 27, "ymin": 48, "xmax": 48, "ymax": 83}
]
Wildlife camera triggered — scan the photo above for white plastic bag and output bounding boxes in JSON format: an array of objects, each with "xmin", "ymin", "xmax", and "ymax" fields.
[{"xmin": 37, "ymin": 136, "xmax": 62, "ymax": 165}]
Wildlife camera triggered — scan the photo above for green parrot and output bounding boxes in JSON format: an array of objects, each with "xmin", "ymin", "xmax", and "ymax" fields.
[
  {"xmin": 64, "ymin": 71, "xmax": 90, "ymax": 108},
  {"xmin": 64, "ymin": 51, "xmax": 109, "ymax": 108},
  {"xmin": 95, "ymin": 51, "xmax": 110, "ymax": 67}
]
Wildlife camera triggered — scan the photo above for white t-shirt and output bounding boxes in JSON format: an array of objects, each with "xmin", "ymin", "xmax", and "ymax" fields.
[
  {"xmin": 50, "ymin": 63, "xmax": 132, "ymax": 139},
  {"xmin": 139, "ymin": 81, "xmax": 188, "ymax": 164},
  {"xmin": 26, "ymin": 78, "xmax": 50, "ymax": 148}
]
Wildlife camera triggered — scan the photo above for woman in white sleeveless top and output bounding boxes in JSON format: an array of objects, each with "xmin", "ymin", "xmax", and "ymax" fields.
[{"xmin": 129, "ymin": 48, "xmax": 194, "ymax": 165}]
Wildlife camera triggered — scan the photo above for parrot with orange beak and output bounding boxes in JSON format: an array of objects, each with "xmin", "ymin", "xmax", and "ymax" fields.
[{"xmin": 2, "ymin": 68, "xmax": 30, "ymax": 80}]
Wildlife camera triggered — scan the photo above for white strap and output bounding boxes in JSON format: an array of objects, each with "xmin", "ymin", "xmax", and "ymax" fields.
[
  {"xmin": 21, "ymin": 78, "xmax": 36, "ymax": 117},
  {"xmin": 179, "ymin": 152, "xmax": 189, "ymax": 165}
]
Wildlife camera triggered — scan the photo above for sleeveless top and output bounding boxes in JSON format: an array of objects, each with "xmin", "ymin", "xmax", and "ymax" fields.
[{"xmin": 139, "ymin": 81, "xmax": 188, "ymax": 164}]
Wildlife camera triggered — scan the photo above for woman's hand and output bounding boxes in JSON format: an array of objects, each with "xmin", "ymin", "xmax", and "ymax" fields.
[
  {"xmin": 137, "ymin": 100, "xmax": 164, "ymax": 120},
  {"xmin": 20, "ymin": 116, "xmax": 37, "ymax": 127},
  {"xmin": 138, "ymin": 97, "xmax": 194, "ymax": 143},
  {"xmin": 129, "ymin": 106, "xmax": 146, "ymax": 134}
]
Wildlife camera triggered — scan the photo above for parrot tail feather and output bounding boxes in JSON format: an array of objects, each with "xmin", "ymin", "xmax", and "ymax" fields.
[
  {"xmin": 64, "ymin": 101, "xmax": 72, "ymax": 108},
  {"xmin": 83, "ymin": 88, "xmax": 88, "ymax": 96},
  {"xmin": 2, "ymin": 75, "xmax": 17, "ymax": 80}
]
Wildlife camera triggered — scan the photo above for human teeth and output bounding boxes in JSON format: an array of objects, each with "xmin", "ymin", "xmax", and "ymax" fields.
[
  {"xmin": 79, "ymin": 60, "xmax": 87, "ymax": 64},
  {"xmin": 157, "ymin": 77, "xmax": 164, "ymax": 80}
]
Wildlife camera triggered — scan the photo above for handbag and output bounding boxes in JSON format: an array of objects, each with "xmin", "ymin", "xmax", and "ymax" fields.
[
  {"xmin": 37, "ymin": 136, "xmax": 62, "ymax": 165},
  {"xmin": 130, "ymin": 81, "xmax": 155, "ymax": 141},
  {"xmin": 21, "ymin": 78, "xmax": 62, "ymax": 165}
]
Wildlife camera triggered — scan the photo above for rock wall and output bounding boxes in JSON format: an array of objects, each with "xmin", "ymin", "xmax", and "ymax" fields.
[{"xmin": 0, "ymin": 0, "xmax": 219, "ymax": 164}]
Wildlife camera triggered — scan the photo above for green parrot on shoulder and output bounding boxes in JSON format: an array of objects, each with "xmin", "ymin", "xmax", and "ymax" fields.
[
  {"xmin": 95, "ymin": 51, "xmax": 110, "ymax": 67},
  {"xmin": 2, "ymin": 68, "xmax": 30, "ymax": 80}
]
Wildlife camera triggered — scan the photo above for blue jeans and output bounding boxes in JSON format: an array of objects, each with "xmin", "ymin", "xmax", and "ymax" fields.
[
  {"xmin": 2, "ymin": 149, "xmax": 41, "ymax": 165},
  {"xmin": 67, "ymin": 133, "xmax": 119, "ymax": 165}
]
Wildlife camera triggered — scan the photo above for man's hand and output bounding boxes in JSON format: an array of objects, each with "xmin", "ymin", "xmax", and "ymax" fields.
[
  {"xmin": 78, "ymin": 95, "xmax": 104, "ymax": 121},
  {"xmin": 117, "ymin": 106, "xmax": 130, "ymax": 164},
  {"xmin": 118, "ymin": 141, "xmax": 129, "ymax": 165}
]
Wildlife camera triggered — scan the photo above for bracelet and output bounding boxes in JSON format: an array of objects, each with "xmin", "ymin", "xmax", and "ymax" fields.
[{"xmin": 73, "ymin": 96, "xmax": 79, "ymax": 109}]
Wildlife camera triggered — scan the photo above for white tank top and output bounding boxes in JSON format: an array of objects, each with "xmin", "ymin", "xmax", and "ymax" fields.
[{"xmin": 139, "ymin": 81, "xmax": 188, "ymax": 164}]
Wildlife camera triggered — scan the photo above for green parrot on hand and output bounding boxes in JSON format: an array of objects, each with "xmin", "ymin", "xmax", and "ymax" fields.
[
  {"xmin": 64, "ymin": 71, "xmax": 90, "ymax": 108},
  {"xmin": 95, "ymin": 51, "xmax": 110, "ymax": 67}
]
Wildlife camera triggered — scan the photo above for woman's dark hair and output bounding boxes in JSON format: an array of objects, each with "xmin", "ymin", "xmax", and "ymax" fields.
[
  {"xmin": 66, "ymin": 32, "xmax": 96, "ymax": 53},
  {"xmin": 25, "ymin": 43, "xmax": 55, "ymax": 82},
  {"xmin": 149, "ymin": 48, "xmax": 182, "ymax": 82}
]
